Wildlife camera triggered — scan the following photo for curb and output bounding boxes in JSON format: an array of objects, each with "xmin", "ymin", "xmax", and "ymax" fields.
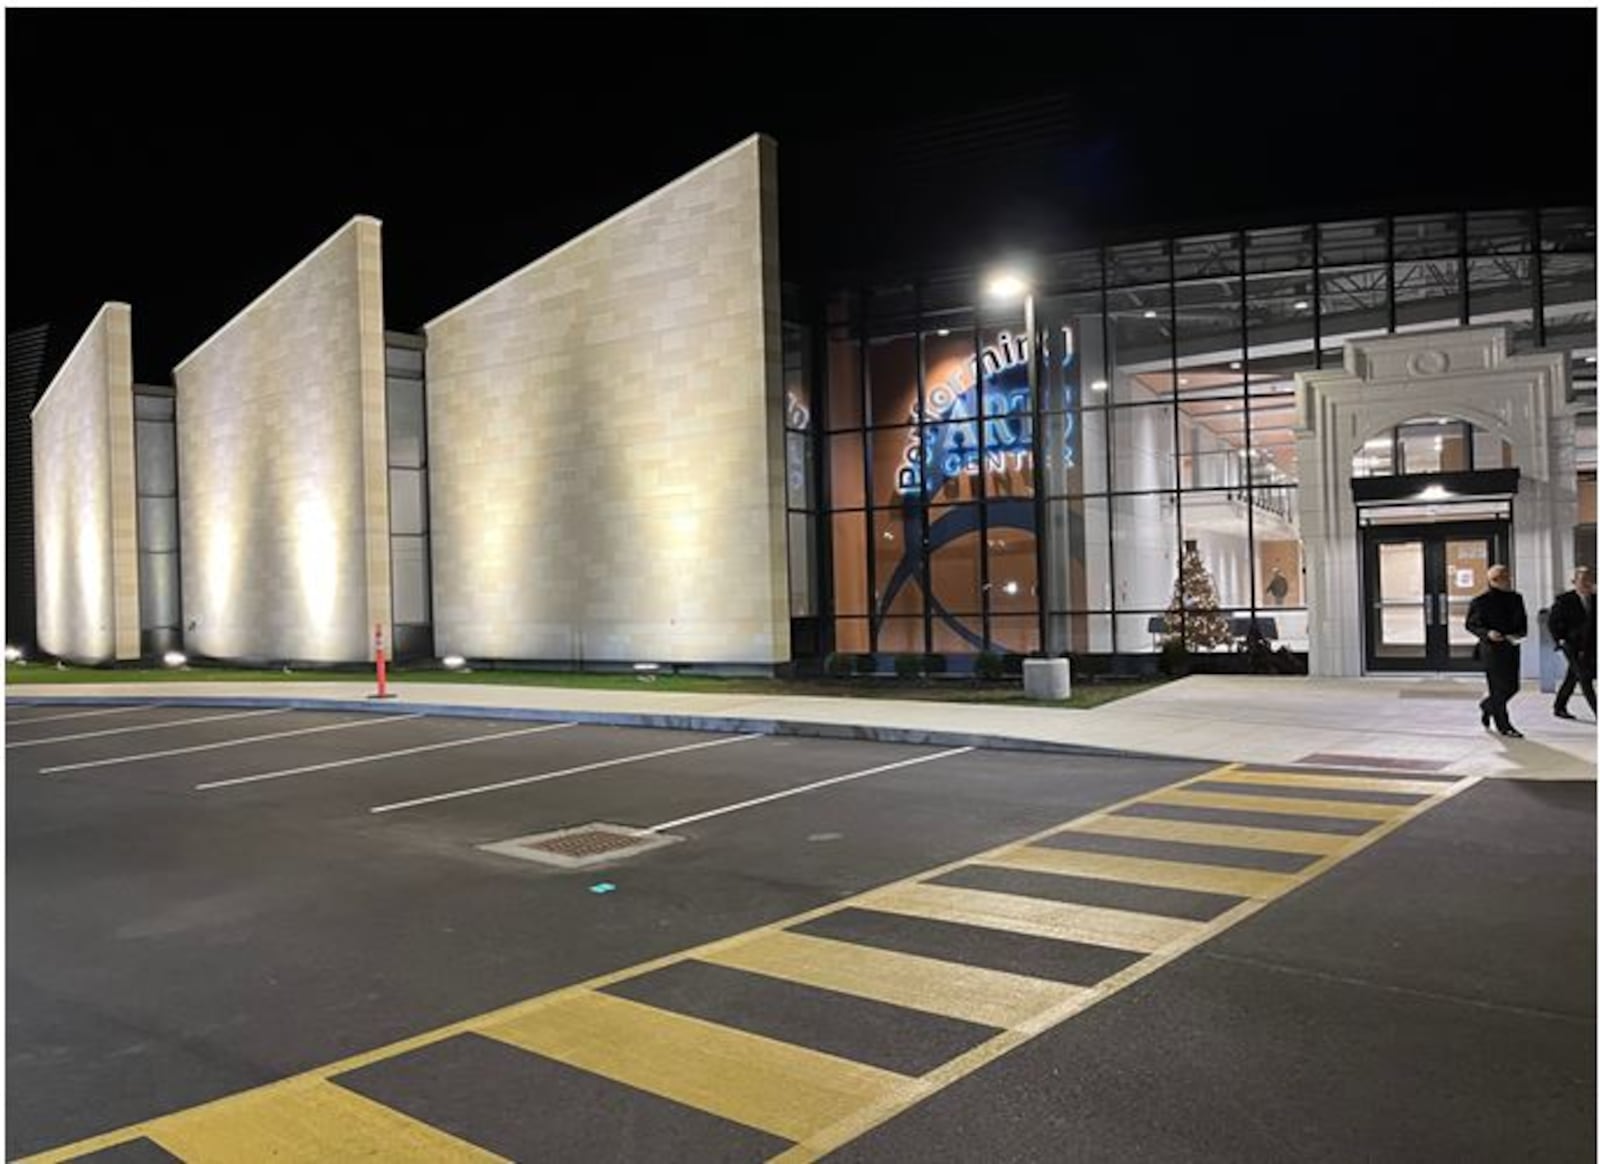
[{"xmin": 4, "ymin": 693, "xmax": 1170, "ymax": 762}]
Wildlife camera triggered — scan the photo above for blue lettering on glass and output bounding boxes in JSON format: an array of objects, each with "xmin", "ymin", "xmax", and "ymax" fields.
[{"xmin": 896, "ymin": 327, "xmax": 1077, "ymax": 497}]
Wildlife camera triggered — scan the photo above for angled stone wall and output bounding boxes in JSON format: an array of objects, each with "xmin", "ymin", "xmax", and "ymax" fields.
[
  {"xmin": 32, "ymin": 303, "xmax": 140, "ymax": 663},
  {"xmin": 425, "ymin": 135, "xmax": 787, "ymax": 665},
  {"xmin": 172, "ymin": 218, "xmax": 390, "ymax": 663}
]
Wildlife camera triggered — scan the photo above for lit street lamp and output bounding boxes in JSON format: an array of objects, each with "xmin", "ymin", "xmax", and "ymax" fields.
[{"xmin": 986, "ymin": 270, "xmax": 1049, "ymax": 655}]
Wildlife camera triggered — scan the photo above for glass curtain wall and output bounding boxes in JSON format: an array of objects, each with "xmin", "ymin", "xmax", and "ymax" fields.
[
  {"xmin": 385, "ymin": 338, "xmax": 433, "ymax": 661},
  {"xmin": 819, "ymin": 207, "xmax": 1596, "ymax": 661},
  {"xmin": 133, "ymin": 387, "xmax": 181, "ymax": 656},
  {"xmin": 783, "ymin": 317, "xmax": 819, "ymax": 636}
]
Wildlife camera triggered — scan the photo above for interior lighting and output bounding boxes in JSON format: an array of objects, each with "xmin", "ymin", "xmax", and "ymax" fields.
[
  {"xmin": 1418, "ymin": 484, "xmax": 1453, "ymax": 501},
  {"xmin": 1229, "ymin": 361, "xmax": 1242, "ymax": 370},
  {"xmin": 633, "ymin": 662, "xmax": 662, "ymax": 682},
  {"xmin": 1293, "ymin": 300, "xmax": 1310, "ymax": 310},
  {"xmin": 936, "ymin": 328, "xmax": 951, "ymax": 337},
  {"xmin": 1586, "ymin": 355, "xmax": 1597, "ymax": 364},
  {"xmin": 4, "ymin": 645, "xmax": 22, "ymax": 663},
  {"xmin": 1090, "ymin": 379, "xmax": 1109, "ymax": 392},
  {"xmin": 441, "ymin": 655, "xmax": 467, "ymax": 670},
  {"xmin": 1002, "ymin": 580, "xmax": 1020, "ymax": 596},
  {"xmin": 1142, "ymin": 309, "xmax": 1158, "ymax": 319},
  {"xmin": 162, "ymin": 651, "xmax": 187, "ymax": 668}
]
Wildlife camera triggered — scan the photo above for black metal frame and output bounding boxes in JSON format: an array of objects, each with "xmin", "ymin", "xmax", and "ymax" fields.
[
  {"xmin": 808, "ymin": 207, "xmax": 1591, "ymax": 664},
  {"xmin": 1360, "ymin": 517, "xmax": 1510, "ymax": 673}
]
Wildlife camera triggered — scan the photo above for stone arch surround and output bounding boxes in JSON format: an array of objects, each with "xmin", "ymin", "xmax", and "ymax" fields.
[
  {"xmin": 1349, "ymin": 406, "xmax": 1515, "ymax": 460},
  {"xmin": 1296, "ymin": 327, "xmax": 1577, "ymax": 677}
]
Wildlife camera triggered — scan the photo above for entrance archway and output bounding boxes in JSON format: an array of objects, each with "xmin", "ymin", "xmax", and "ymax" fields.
[{"xmin": 1295, "ymin": 327, "xmax": 1577, "ymax": 677}]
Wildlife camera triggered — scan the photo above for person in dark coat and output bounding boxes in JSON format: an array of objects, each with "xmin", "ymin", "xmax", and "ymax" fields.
[
  {"xmin": 1465, "ymin": 563, "xmax": 1528, "ymax": 738},
  {"xmin": 1548, "ymin": 566, "xmax": 1596, "ymax": 719}
]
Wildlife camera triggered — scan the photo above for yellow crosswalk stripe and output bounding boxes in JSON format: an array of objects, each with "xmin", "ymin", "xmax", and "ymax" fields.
[
  {"xmin": 22, "ymin": 1079, "xmax": 507, "ymax": 1164},
  {"xmin": 700, "ymin": 930, "xmax": 1086, "ymax": 1031},
  {"xmin": 1195, "ymin": 770, "xmax": 1450, "ymax": 797},
  {"xmin": 19, "ymin": 762, "xmax": 1476, "ymax": 1164},
  {"xmin": 986, "ymin": 845, "xmax": 1295, "ymax": 898},
  {"xmin": 1146, "ymin": 787, "xmax": 1404, "ymax": 822},
  {"xmin": 479, "ymin": 990, "xmax": 907, "ymax": 1143},
  {"xmin": 1064, "ymin": 813, "xmax": 1351, "ymax": 856},
  {"xmin": 859, "ymin": 881, "xmax": 1202, "ymax": 953}
]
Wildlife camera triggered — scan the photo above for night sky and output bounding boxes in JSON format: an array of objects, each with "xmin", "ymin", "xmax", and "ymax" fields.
[{"xmin": 7, "ymin": 9, "xmax": 1596, "ymax": 386}]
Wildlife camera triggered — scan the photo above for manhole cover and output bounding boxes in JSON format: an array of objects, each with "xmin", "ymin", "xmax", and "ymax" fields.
[{"xmin": 478, "ymin": 823, "xmax": 681, "ymax": 868}]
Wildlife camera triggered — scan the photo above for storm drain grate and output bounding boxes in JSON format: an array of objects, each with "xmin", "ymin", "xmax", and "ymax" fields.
[{"xmin": 478, "ymin": 823, "xmax": 682, "ymax": 869}]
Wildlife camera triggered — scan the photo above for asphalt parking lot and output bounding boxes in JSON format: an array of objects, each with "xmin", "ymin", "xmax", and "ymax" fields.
[{"xmin": 6, "ymin": 701, "xmax": 1594, "ymax": 1162}]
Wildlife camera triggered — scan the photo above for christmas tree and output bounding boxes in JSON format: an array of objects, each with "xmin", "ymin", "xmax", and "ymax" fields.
[{"xmin": 1164, "ymin": 539, "xmax": 1233, "ymax": 649}]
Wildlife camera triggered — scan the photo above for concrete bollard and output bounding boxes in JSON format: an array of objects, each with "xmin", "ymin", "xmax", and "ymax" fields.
[{"xmin": 1023, "ymin": 658, "xmax": 1072, "ymax": 701}]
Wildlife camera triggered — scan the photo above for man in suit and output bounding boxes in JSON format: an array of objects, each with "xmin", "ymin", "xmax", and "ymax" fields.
[
  {"xmin": 1465, "ymin": 563, "xmax": 1528, "ymax": 738},
  {"xmin": 1548, "ymin": 566, "xmax": 1596, "ymax": 719}
]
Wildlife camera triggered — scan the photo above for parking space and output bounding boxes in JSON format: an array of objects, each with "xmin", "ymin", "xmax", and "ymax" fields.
[
  {"xmin": 7, "ymin": 702, "xmax": 1205, "ymax": 1157},
  {"xmin": 8, "ymin": 700, "xmax": 1591, "ymax": 1162},
  {"xmin": 4, "ymin": 703, "xmax": 171, "ymax": 728},
  {"xmin": 6, "ymin": 705, "xmax": 298, "ymax": 757}
]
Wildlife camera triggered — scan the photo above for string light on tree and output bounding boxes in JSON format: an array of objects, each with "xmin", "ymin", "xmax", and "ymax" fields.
[{"xmin": 1164, "ymin": 539, "xmax": 1232, "ymax": 649}]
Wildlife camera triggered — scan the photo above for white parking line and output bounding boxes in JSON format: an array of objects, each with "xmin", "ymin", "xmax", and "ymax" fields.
[
  {"xmin": 6, "ymin": 704, "xmax": 164, "ymax": 726},
  {"xmin": 6, "ymin": 708, "xmax": 291, "ymax": 749},
  {"xmin": 368, "ymin": 733, "xmax": 766, "ymax": 814},
  {"xmin": 646, "ymin": 746, "xmax": 974, "ymax": 832},
  {"xmin": 195, "ymin": 722, "xmax": 579, "ymax": 790},
  {"xmin": 40, "ymin": 713, "xmax": 427, "ymax": 774}
]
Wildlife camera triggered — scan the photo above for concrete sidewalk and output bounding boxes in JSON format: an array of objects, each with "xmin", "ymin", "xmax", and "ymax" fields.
[{"xmin": 7, "ymin": 674, "xmax": 1595, "ymax": 781}]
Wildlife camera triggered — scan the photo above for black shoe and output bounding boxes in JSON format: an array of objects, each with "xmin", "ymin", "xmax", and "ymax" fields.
[
  {"xmin": 1481, "ymin": 708, "xmax": 1492, "ymax": 728},
  {"xmin": 1554, "ymin": 708, "xmax": 1576, "ymax": 720},
  {"xmin": 1499, "ymin": 726, "xmax": 1525, "ymax": 739}
]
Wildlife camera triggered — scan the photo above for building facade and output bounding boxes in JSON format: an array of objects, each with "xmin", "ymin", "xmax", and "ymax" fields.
[
  {"xmin": 28, "ymin": 139, "xmax": 1597, "ymax": 678},
  {"xmin": 811, "ymin": 210, "xmax": 1596, "ymax": 677}
]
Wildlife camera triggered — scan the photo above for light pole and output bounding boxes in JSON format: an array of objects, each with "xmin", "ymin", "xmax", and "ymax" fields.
[{"xmin": 985, "ymin": 272, "xmax": 1049, "ymax": 656}]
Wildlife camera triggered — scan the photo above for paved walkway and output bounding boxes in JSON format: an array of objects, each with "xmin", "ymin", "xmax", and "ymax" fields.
[{"xmin": 6, "ymin": 673, "xmax": 1594, "ymax": 781}]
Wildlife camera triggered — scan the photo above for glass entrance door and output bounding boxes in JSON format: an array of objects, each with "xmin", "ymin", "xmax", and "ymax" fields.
[{"xmin": 1363, "ymin": 521, "xmax": 1508, "ymax": 672}]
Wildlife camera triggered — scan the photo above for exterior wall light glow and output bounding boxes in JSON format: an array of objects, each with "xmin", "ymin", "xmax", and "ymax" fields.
[
  {"xmin": 162, "ymin": 651, "xmax": 187, "ymax": 667},
  {"xmin": 4, "ymin": 645, "xmax": 23, "ymax": 663},
  {"xmin": 1418, "ymin": 485, "xmax": 1453, "ymax": 501}
]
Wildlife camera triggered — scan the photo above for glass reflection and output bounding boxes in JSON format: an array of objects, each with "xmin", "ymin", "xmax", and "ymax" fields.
[{"xmin": 813, "ymin": 208, "xmax": 1591, "ymax": 661}]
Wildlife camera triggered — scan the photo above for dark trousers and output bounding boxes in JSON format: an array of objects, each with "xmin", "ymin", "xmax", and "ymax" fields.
[
  {"xmin": 1479, "ymin": 642, "xmax": 1521, "ymax": 730},
  {"xmin": 1555, "ymin": 648, "xmax": 1596, "ymax": 714}
]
